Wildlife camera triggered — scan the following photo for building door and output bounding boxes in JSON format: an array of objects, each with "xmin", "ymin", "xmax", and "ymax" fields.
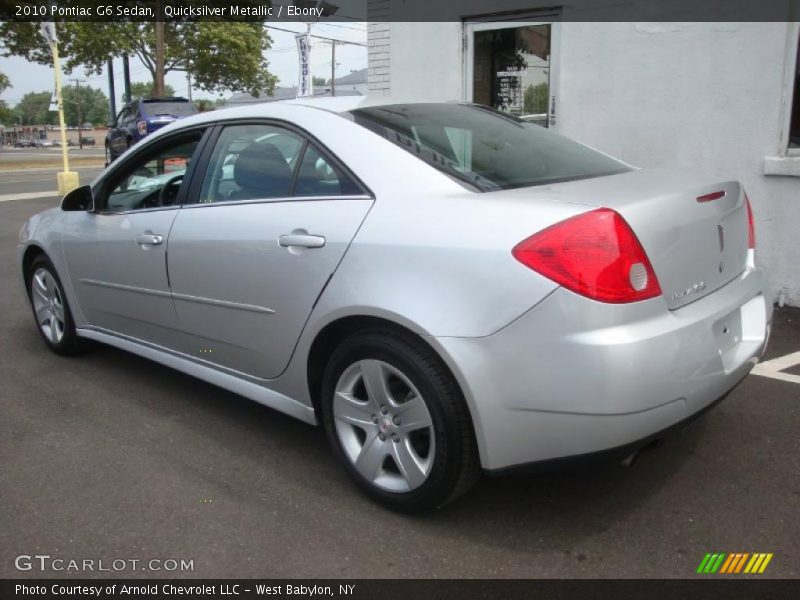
[{"xmin": 465, "ymin": 21, "xmax": 560, "ymax": 129}]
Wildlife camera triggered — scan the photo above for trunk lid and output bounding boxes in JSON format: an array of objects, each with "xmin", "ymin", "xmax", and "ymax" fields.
[{"xmin": 500, "ymin": 169, "xmax": 749, "ymax": 309}]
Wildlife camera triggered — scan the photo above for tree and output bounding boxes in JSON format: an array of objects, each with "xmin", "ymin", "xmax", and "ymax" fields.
[
  {"xmin": 1, "ymin": 7, "xmax": 277, "ymax": 97},
  {"xmin": 13, "ymin": 91, "xmax": 54, "ymax": 126},
  {"xmin": 0, "ymin": 72, "xmax": 11, "ymax": 124},
  {"xmin": 524, "ymin": 82, "xmax": 549, "ymax": 115},
  {"xmin": 312, "ymin": 76, "xmax": 327, "ymax": 87},
  {"xmin": 62, "ymin": 85, "xmax": 110, "ymax": 126},
  {"xmin": 193, "ymin": 97, "xmax": 228, "ymax": 112},
  {"xmin": 129, "ymin": 81, "xmax": 176, "ymax": 99}
]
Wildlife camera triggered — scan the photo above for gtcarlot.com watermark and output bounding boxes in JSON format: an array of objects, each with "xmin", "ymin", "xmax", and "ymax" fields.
[{"xmin": 15, "ymin": 554, "xmax": 194, "ymax": 573}]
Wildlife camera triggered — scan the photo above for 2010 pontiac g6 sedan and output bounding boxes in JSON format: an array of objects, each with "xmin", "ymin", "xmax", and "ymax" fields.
[{"xmin": 18, "ymin": 98, "xmax": 772, "ymax": 512}]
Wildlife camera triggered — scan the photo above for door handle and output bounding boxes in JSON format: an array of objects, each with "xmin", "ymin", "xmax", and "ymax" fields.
[
  {"xmin": 279, "ymin": 233, "xmax": 325, "ymax": 249},
  {"xmin": 136, "ymin": 233, "xmax": 164, "ymax": 246}
]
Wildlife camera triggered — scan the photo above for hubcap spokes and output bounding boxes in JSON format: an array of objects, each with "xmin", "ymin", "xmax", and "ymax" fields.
[
  {"xmin": 32, "ymin": 268, "xmax": 65, "ymax": 344},
  {"xmin": 333, "ymin": 359, "xmax": 435, "ymax": 492}
]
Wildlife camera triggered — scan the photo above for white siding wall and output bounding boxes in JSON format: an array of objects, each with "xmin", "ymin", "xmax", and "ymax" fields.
[
  {"xmin": 374, "ymin": 21, "xmax": 800, "ymax": 306},
  {"xmin": 368, "ymin": 23, "xmax": 392, "ymax": 96}
]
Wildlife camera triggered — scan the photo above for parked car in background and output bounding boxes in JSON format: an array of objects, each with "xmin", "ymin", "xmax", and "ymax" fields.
[
  {"xmin": 14, "ymin": 139, "xmax": 35, "ymax": 148},
  {"xmin": 35, "ymin": 139, "xmax": 54, "ymax": 148},
  {"xmin": 52, "ymin": 139, "xmax": 76, "ymax": 148},
  {"xmin": 105, "ymin": 97, "xmax": 197, "ymax": 163},
  {"xmin": 81, "ymin": 137, "xmax": 96, "ymax": 146},
  {"xmin": 20, "ymin": 98, "xmax": 771, "ymax": 512}
]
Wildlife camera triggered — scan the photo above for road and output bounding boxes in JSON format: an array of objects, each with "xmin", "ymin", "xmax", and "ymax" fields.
[
  {"xmin": 0, "ymin": 174, "xmax": 798, "ymax": 579},
  {"xmin": 0, "ymin": 167, "xmax": 105, "ymax": 200}
]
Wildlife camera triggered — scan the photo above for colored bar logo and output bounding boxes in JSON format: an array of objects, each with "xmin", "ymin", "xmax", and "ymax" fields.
[{"xmin": 697, "ymin": 553, "xmax": 773, "ymax": 574}]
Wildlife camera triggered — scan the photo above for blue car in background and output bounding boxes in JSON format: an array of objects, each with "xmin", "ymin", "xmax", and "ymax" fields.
[{"xmin": 105, "ymin": 97, "xmax": 197, "ymax": 162}]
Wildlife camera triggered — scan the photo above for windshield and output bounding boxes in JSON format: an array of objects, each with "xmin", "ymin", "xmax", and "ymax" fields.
[
  {"xmin": 142, "ymin": 101, "xmax": 197, "ymax": 117},
  {"xmin": 349, "ymin": 103, "xmax": 630, "ymax": 191}
]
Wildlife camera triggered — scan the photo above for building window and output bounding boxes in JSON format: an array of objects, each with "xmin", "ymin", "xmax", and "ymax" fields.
[
  {"xmin": 790, "ymin": 32, "xmax": 800, "ymax": 149},
  {"xmin": 470, "ymin": 24, "xmax": 553, "ymax": 127}
]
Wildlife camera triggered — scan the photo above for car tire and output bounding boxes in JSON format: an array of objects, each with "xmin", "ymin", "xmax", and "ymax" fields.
[
  {"xmin": 27, "ymin": 255, "xmax": 84, "ymax": 356},
  {"xmin": 320, "ymin": 327, "xmax": 480, "ymax": 513}
]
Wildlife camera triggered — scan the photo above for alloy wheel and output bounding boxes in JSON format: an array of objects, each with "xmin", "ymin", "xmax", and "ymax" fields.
[
  {"xmin": 333, "ymin": 359, "xmax": 435, "ymax": 492},
  {"xmin": 31, "ymin": 267, "xmax": 66, "ymax": 344}
]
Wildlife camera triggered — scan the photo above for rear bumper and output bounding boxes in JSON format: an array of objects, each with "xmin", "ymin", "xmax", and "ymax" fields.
[{"xmin": 432, "ymin": 266, "xmax": 772, "ymax": 471}]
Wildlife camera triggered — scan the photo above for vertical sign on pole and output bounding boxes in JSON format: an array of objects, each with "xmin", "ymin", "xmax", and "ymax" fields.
[{"xmin": 296, "ymin": 33, "xmax": 313, "ymax": 97}]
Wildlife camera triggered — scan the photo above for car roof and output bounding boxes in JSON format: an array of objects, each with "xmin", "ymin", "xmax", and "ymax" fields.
[
  {"xmin": 140, "ymin": 96, "xmax": 465, "ymax": 144},
  {"xmin": 283, "ymin": 95, "xmax": 463, "ymax": 112}
]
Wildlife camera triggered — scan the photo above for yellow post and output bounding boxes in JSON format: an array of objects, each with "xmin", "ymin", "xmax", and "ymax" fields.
[{"xmin": 43, "ymin": 22, "xmax": 79, "ymax": 195}]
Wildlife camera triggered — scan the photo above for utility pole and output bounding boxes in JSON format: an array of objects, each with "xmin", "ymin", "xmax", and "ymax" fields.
[
  {"xmin": 107, "ymin": 58, "xmax": 116, "ymax": 125},
  {"xmin": 70, "ymin": 78, "xmax": 85, "ymax": 149},
  {"xmin": 154, "ymin": 1, "xmax": 166, "ymax": 97},
  {"xmin": 122, "ymin": 54, "xmax": 131, "ymax": 103},
  {"xmin": 330, "ymin": 40, "xmax": 336, "ymax": 96}
]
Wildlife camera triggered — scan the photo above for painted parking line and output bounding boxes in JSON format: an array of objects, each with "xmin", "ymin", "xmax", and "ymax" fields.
[
  {"xmin": 0, "ymin": 191, "xmax": 59, "ymax": 203},
  {"xmin": 752, "ymin": 351, "xmax": 800, "ymax": 384}
]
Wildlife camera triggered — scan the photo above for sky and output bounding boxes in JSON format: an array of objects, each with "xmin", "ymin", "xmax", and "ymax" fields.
[{"xmin": 0, "ymin": 20, "xmax": 367, "ymax": 110}]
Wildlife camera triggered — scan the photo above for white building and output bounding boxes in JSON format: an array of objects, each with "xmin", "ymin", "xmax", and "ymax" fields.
[{"xmin": 368, "ymin": 19, "xmax": 800, "ymax": 306}]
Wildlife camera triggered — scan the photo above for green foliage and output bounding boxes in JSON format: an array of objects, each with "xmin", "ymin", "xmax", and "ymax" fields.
[
  {"xmin": 0, "ymin": 15, "xmax": 277, "ymax": 96},
  {"xmin": 13, "ymin": 91, "xmax": 54, "ymax": 125},
  {"xmin": 312, "ymin": 76, "xmax": 327, "ymax": 87},
  {"xmin": 62, "ymin": 85, "xmax": 110, "ymax": 126},
  {"xmin": 129, "ymin": 81, "xmax": 176, "ymax": 99},
  {"xmin": 523, "ymin": 82, "xmax": 549, "ymax": 115},
  {"xmin": 193, "ymin": 98, "xmax": 227, "ymax": 112},
  {"xmin": 0, "ymin": 72, "xmax": 11, "ymax": 123}
]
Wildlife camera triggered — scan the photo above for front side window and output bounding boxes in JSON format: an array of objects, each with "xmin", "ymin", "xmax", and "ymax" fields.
[
  {"xmin": 350, "ymin": 103, "xmax": 630, "ymax": 191},
  {"xmin": 102, "ymin": 132, "xmax": 203, "ymax": 212},
  {"xmin": 197, "ymin": 123, "xmax": 362, "ymax": 203}
]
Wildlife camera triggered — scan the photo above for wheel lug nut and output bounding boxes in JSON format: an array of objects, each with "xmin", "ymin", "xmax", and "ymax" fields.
[
  {"xmin": 391, "ymin": 433, "xmax": 400, "ymax": 443},
  {"xmin": 380, "ymin": 405, "xmax": 388, "ymax": 414},
  {"xmin": 371, "ymin": 414, "xmax": 379, "ymax": 423},
  {"xmin": 378, "ymin": 433, "xmax": 387, "ymax": 441},
  {"xmin": 392, "ymin": 416, "xmax": 401, "ymax": 426}
]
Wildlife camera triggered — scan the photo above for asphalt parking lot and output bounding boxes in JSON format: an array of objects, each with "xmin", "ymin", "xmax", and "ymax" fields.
[{"xmin": 0, "ymin": 175, "xmax": 798, "ymax": 579}]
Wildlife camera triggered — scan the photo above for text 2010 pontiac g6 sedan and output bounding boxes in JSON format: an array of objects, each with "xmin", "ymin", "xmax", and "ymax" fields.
[{"xmin": 18, "ymin": 98, "xmax": 771, "ymax": 512}]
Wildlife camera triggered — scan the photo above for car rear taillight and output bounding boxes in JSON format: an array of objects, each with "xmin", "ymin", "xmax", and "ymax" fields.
[
  {"xmin": 744, "ymin": 193, "xmax": 756, "ymax": 250},
  {"xmin": 512, "ymin": 208, "xmax": 662, "ymax": 303},
  {"xmin": 137, "ymin": 120, "xmax": 147, "ymax": 136}
]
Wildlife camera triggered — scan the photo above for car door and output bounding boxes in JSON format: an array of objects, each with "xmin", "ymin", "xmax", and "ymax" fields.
[
  {"xmin": 108, "ymin": 106, "xmax": 130, "ymax": 156},
  {"xmin": 167, "ymin": 122, "xmax": 373, "ymax": 379},
  {"xmin": 62, "ymin": 127, "xmax": 209, "ymax": 348}
]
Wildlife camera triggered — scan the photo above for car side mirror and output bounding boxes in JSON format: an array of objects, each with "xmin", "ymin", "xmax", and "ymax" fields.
[
  {"xmin": 61, "ymin": 185, "xmax": 94, "ymax": 212},
  {"xmin": 107, "ymin": 121, "xmax": 116, "ymax": 128}
]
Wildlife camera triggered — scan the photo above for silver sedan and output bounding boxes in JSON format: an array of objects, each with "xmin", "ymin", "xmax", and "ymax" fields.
[{"xmin": 18, "ymin": 98, "xmax": 772, "ymax": 512}]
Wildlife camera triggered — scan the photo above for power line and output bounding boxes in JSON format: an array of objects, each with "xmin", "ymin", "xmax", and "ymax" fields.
[
  {"xmin": 263, "ymin": 24, "xmax": 366, "ymax": 46},
  {"xmin": 317, "ymin": 22, "xmax": 367, "ymax": 32}
]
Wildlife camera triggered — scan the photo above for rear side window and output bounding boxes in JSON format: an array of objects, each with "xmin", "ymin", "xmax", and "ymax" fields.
[
  {"xmin": 295, "ymin": 145, "xmax": 362, "ymax": 197},
  {"xmin": 198, "ymin": 124, "xmax": 304, "ymax": 203},
  {"xmin": 350, "ymin": 103, "xmax": 630, "ymax": 191},
  {"xmin": 197, "ymin": 123, "xmax": 363, "ymax": 203}
]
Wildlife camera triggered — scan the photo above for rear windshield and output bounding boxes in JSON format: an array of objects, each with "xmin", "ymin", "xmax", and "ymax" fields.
[
  {"xmin": 349, "ymin": 103, "xmax": 630, "ymax": 191},
  {"xmin": 142, "ymin": 101, "xmax": 197, "ymax": 118}
]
